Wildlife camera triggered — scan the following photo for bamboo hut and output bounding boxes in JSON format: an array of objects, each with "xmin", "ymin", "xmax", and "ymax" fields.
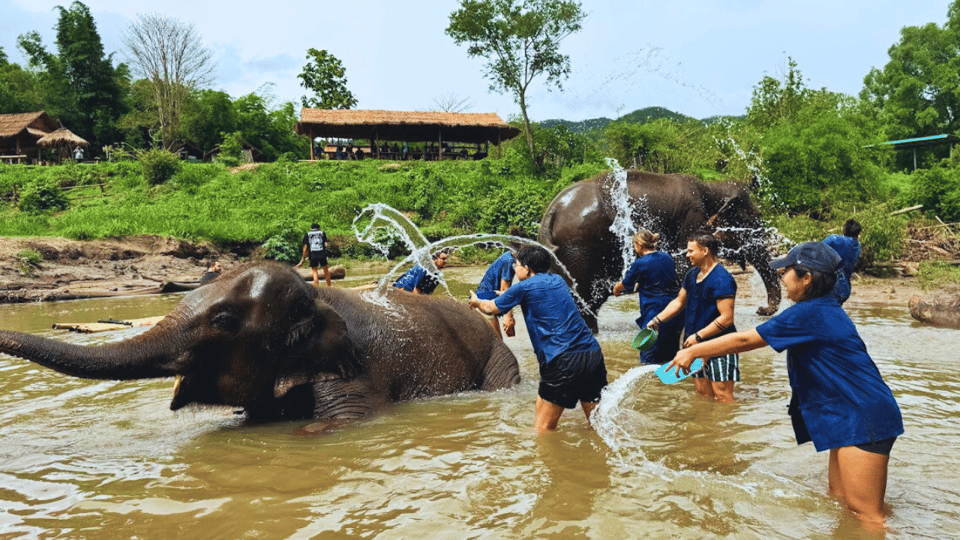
[
  {"xmin": 37, "ymin": 128, "xmax": 90, "ymax": 163},
  {"xmin": 0, "ymin": 111, "xmax": 59, "ymax": 164},
  {"xmin": 295, "ymin": 109, "xmax": 521, "ymax": 160}
]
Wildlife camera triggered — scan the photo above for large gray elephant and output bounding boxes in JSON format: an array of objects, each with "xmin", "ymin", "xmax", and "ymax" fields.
[
  {"xmin": 539, "ymin": 170, "xmax": 781, "ymax": 332},
  {"xmin": 0, "ymin": 262, "xmax": 520, "ymax": 421}
]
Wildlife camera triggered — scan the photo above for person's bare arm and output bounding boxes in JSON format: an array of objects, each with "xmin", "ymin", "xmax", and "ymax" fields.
[
  {"xmin": 648, "ymin": 288, "xmax": 688, "ymax": 329},
  {"xmin": 683, "ymin": 296, "xmax": 735, "ymax": 348},
  {"xmin": 669, "ymin": 329, "xmax": 766, "ymax": 375},
  {"xmin": 469, "ymin": 290, "xmax": 501, "ymax": 316}
]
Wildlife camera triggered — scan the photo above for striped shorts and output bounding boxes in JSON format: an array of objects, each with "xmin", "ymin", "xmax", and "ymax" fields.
[{"xmin": 691, "ymin": 353, "xmax": 740, "ymax": 382}]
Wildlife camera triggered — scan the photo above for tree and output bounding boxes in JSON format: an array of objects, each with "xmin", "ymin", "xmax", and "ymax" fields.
[
  {"xmin": 0, "ymin": 47, "xmax": 44, "ymax": 113},
  {"xmin": 15, "ymin": 3, "xmax": 126, "ymax": 151},
  {"xmin": 860, "ymin": 1, "xmax": 960, "ymax": 146},
  {"xmin": 430, "ymin": 92, "xmax": 474, "ymax": 113},
  {"xmin": 297, "ymin": 49, "xmax": 357, "ymax": 109},
  {"xmin": 446, "ymin": 0, "xmax": 586, "ymax": 161},
  {"xmin": 122, "ymin": 13, "xmax": 216, "ymax": 149},
  {"xmin": 180, "ymin": 89, "xmax": 237, "ymax": 153}
]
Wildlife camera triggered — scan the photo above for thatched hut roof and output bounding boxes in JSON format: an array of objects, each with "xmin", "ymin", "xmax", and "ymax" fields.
[
  {"xmin": 295, "ymin": 109, "xmax": 521, "ymax": 144},
  {"xmin": 37, "ymin": 127, "xmax": 89, "ymax": 148},
  {"xmin": 0, "ymin": 111, "xmax": 59, "ymax": 140}
]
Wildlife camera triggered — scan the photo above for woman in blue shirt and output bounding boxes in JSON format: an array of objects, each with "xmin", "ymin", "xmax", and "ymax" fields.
[
  {"xmin": 470, "ymin": 245, "xmax": 607, "ymax": 432},
  {"xmin": 665, "ymin": 241, "xmax": 903, "ymax": 529},
  {"xmin": 612, "ymin": 229, "xmax": 683, "ymax": 365},
  {"xmin": 648, "ymin": 232, "xmax": 739, "ymax": 402}
]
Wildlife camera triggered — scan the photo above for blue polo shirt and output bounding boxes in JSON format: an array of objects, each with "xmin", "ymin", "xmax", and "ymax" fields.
[
  {"xmin": 621, "ymin": 251, "xmax": 679, "ymax": 324},
  {"xmin": 823, "ymin": 235, "xmax": 861, "ymax": 304},
  {"xmin": 392, "ymin": 265, "xmax": 440, "ymax": 294},
  {"xmin": 681, "ymin": 264, "xmax": 737, "ymax": 339},
  {"xmin": 756, "ymin": 295, "xmax": 904, "ymax": 451},
  {"xmin": 476, "ymin": 251, "xmax": 515, "ymax": 300},
  {"xmin": 494, "ymin": 273, "xmax": 598, "ymax": 363}
]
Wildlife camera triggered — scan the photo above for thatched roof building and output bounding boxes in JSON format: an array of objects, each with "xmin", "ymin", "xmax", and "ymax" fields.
[
  {"xmin": 37, "ymin": 127, "xmax": 89, "ymax": 148},
  {"xmin": 295, "ymin": 109, "xmax": 520, "ymax": 160},
  {"xmin": 0, "ymin": 111, "xmax": 60, "ymax": 161}
]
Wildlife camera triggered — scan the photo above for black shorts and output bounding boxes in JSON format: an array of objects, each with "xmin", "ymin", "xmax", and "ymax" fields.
[
  {"xmin": 854, "ymin": 436, "xmax": 897, "ymax": 456},
  {"xmin": 309, "ymin": 253, "xmax": 328, "ymax": 268},
  {"xmin": 538, "ymin": 349, "xmax": 608, "ymax": 409}
]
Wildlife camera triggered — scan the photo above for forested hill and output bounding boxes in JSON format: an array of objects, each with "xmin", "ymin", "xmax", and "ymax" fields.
[{"xmin": 538, "ymin": 106, "xmax": 700, "ymax": 133}]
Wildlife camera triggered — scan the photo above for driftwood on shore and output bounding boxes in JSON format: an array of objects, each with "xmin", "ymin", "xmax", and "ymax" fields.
[{"xmin": 909, "ymin": 290, "xmax": 960, "ymax": 329}]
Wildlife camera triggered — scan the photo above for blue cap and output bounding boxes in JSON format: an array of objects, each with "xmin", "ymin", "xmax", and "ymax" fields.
[{"xmin": 770, "ymin": 241, "xmax": 841, "ymax": 274}]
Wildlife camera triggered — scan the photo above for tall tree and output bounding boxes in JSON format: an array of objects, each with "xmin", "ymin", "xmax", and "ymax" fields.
[
  {"xmin": 53, "ymin": 1, "xmax": 126, "ymax": 149},
  {"xmin": 122, "ymin": 13, "xmax": 216, "ymax": 148},
  {"xmin": 297, "ymin": 49, "xmax": 357, "ymax": 109},
  {"xmin": 861, "ymin": 1, "xmax": 960, "ymax": 142},
  {"xmin": 16, "ymin": 2, "xmax": 125, "ymax": 151},
  {"xmin": 0, "ymin": 47, "xmax": 45, "ymax": 114},
  {"xmin": 446, "ymin": 0, "xmax": 586, "ymax": 160}
]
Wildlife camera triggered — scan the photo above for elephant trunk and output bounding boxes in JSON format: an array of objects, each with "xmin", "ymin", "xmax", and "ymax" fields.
[{"xmin": 0, "ymin": 320, "xmax": 185, "ymax": 381}]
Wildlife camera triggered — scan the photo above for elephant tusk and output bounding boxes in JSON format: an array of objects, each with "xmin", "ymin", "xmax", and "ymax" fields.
[{"xmin": 173, "ymin": 375, "xmax": 183, "ymax": 398}]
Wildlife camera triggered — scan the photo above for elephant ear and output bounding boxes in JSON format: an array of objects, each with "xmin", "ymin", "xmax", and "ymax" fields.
[{"xmin": 274, "ymin": 302, "xmax": 363, "ymax": 399}]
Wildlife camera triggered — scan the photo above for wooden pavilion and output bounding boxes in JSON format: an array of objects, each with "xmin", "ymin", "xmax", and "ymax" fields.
[
  {"xmin": 295, "ymin": 109, "xmax": 521, "ymax": 161},
  {"xmin": 37, "ymin": 127, "xmax": 90, "ymax": 163},
  {"xmin": 0, "ymin": 111, "xmax": 60, "ymax": 164}
]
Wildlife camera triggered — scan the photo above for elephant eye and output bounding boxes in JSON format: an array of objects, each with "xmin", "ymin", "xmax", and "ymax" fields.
[{"xmin": 212, "ymin": 311, "xmax": 240, "ymax": 332}]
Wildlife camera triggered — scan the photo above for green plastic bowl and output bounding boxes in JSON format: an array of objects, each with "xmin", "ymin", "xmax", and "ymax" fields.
[{"xmin": 632, "ymin": 328, "xmax": 658, "ymax": 351}]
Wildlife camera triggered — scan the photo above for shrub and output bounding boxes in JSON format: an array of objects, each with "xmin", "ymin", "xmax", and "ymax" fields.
[
  {"xmin": 139, "ymin": 149, "xmax": 181, "ymax": 185},
  {"xmin": 16, "ymin": 249, "xmax": 43, "ymax": 275},
  {"xmin": 17, "ymin": 179, "xmax": 69, "ymax": 212}
]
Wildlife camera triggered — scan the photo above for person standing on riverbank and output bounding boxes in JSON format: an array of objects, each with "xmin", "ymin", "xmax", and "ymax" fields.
[
  {"xmin": 469, "ymin": 245, "xmax": 608, "ymax": 432},
  {"xmin": 474, "ymin": 250, "xmax": 517, "ymax": 338},
  {"xmin": 664, "ymin": 241, "xmax": 903, "ymax": 529},
  {"xmin": 613, "ymin": 229, "xmax": 683, "ymax": 365},
  {"xmin": 823, "ymin": 219, "xmax": 862, "ymax": 305},
  {"xmin": 648, "ymin": 232, "xmax": 739, "ymax": 402},
  {"xmin": 296, "ymin": 223, "xmax": 331, "ymax": 288}
]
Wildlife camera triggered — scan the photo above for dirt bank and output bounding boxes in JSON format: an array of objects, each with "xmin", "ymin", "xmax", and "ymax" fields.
[{"xmin": 0, "ymin": 236, "xmax": 236, "ymax": 302}]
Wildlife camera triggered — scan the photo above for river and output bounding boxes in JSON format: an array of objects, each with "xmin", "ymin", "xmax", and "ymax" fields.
[{"xmin": 0, "ymin": 264, "xmax": 956, "ymax": 539}]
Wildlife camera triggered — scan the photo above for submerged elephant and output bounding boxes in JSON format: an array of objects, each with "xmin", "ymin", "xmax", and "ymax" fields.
[
  {"xmin": 539, "ymin": 170, "xmax": 781, "ymax": 331},
  {"xmin": 0, "ymin": 262, "xmax": 520, "ymax": 421}
]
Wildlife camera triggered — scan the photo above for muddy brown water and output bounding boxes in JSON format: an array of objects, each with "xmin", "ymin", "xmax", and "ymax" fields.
[{"xmin": 0, "ymin": 265, "xmax": 957, "ymax": 539}]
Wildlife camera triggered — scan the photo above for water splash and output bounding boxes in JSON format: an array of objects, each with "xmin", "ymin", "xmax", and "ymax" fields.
[
  {"xmin": 592, "ymin": 364, "xmax": 658, "ymax": 455},
  {"xmin": 601, "ymin": 158, "xmax": 637, "ymax": 276},
  {"xmin": 351, "ymin": 204, "xmax": 598, "ymax": 318}
]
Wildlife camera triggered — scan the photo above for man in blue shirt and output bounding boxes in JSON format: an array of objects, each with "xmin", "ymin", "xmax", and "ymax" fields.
[
  {"xmin": 474, "ymin": 250, "xmax": 517, "ymax": 338},
  {"xmin": 470, "ymin": 245, "xmax": 607, "ymax": 432},
  {"xmin": 648, "ymin": 232, "xmax": 739, "ymax": 402},
  {"xmin": 392, "ymin": 252, "xmax": 448, "ymax": 295},
  {"xmin": 823, "ymin": 219, "xmax": 861, "ymax": 305}
]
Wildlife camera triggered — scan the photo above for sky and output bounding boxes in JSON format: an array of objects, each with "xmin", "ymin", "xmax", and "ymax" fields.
[{"xmin": 0, "ymin": 0, "xmax": 953, "ymax": 123}]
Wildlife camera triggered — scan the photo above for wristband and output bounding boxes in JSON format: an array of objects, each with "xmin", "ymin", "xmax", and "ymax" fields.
[{"xmin": 695, "ymin": 332, "xmax": 703, "ymax": 343}]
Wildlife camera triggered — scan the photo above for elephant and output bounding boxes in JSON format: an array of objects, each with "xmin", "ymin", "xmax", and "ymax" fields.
[
  {"xmin": 909, "ymin": 290, "xmax": 960, "ymax": 328},
  {"xmin": 538, "ymin": 169, "xmax": 781, "ymax": 332},
  {"xmin": 0, "ymin": 262, "xmax": 521, "ymax": 421}
]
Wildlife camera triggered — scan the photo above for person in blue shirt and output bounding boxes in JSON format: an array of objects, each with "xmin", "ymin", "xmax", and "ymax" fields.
[
  {"xmin": 474, "ymin": 250, "xmax": 517, "ymax": 338},
  {"xmin": 612, "ymin": 229, "xmax": 683, "ymax": 365},
  {"xmin": 665, "ymin": 241, "xmax": 903, "ymax": 529},
  {"xmin": 823, "ymin": 219, "xmax": 862, "ymax": 305},
  {"xmin": 392, "ymin": 252, "xmax": 448, "ymax": 294},
  {"xmin": 470, "ymin": 245, "xmax": 608, "ymax": 432},
  {"xmin": 648, "ymin": 232, "xmax": 739, "ymax": 402}
]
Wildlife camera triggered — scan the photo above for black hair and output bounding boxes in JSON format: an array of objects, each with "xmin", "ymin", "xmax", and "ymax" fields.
[
  {"xmin": 842, "ymin": 219, "xmax": 862, "ymax": 238},
  {"xmin": 311, "ymin": 223, "xmax": 320, "ymax": 230},
  {"xmin": 688, "ymin": 231, "xmax": 719, "ymax": 256},
  {"xmin": 515, "ymin": 245, "xmax": 551, "ymax": 274},
  {"xmin": 791, "ymin": 265, "xmax": 837, "ymax": 301}
]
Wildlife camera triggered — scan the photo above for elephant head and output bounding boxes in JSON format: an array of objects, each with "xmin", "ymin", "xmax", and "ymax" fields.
[{"xmin": 0, "ymin": 263, "xmax": 361, "ymax": 416}]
